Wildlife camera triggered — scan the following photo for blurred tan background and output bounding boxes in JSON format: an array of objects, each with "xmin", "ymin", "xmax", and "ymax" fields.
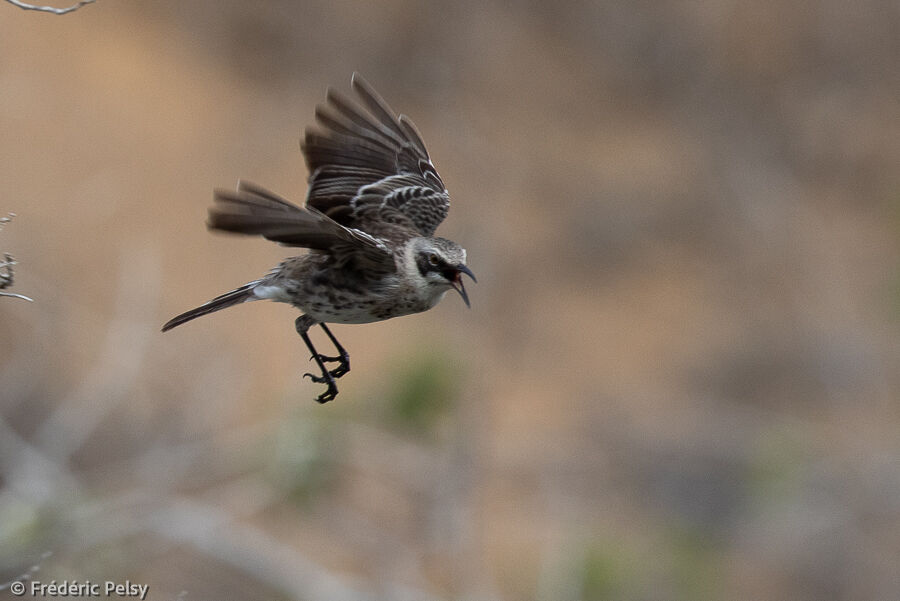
[{"xmin": 1, "ymin": 1, "xmax": 899, "ymax": 600}]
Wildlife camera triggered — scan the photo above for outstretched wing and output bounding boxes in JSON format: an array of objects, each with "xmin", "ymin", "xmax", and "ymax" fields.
[
  {"xmin": 302, "ymin": 73, "xmax": 450, "ymax": 237},
  {"xmin": 209, "ymin": 180, "xmax": 394, "ymax": 270}
]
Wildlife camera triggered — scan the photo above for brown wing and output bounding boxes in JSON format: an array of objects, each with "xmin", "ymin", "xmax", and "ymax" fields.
[
  {"xmin": 302, "ymin": 73, "xmax": 450, "ymax": 237},
  {"xmin": 208, "ymin": 180, "xmax": 394, "ymax": 270}
]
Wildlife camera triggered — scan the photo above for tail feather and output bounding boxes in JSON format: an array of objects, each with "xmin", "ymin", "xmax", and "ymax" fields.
[{"xmin": 162, "ymin": 281, "xmax": 258, "ymax": 332}]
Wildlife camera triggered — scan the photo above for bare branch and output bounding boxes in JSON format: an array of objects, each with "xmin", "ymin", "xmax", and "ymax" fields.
[
  {"xmin": 0, "ymin": 214, "xmax": 32, "ymax": 302},
  {"xmin": 0, "ymin": 291, "xmax": 33, "ymax": 300},
  {"xmin": 4, "ymin": 0, "xmax": 95, "ymax": 15}
]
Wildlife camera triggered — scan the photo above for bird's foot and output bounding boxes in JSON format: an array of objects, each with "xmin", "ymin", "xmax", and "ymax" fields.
[
  {"xmin": 302, "ymin": 372, "xmax": 339, "ymax": 403},
  {"xmin": 308, "ymin": 352, "xmax": 351, "ymax": 379},
  {"xmin": 314, "ymin": 382, "xmax": 339, "ymax": 404}
]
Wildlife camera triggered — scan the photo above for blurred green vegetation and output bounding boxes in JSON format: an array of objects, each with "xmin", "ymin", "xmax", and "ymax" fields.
[
  {"xmin": 0, "ymin": 499, "xmax": 43, "ymax": 560},
  {"xmin": 576, "ymin": 543, "xmax": 633, "ymax": 600},
  {"xmin": 664, "ymin": 523, "xmax": 720, "ymax": 601},
  {"xmin": 379, "ymin": 346, "xmax": 462, "ymax": 438},
  {"xmin": 267, "ymin": 411, "xmax": 339, "ymax": 506}
]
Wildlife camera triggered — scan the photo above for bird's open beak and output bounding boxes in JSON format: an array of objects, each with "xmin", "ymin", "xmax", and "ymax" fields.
[{"xmin": 450, "ymin": 264, "xmax": 476, "ymax": 308}]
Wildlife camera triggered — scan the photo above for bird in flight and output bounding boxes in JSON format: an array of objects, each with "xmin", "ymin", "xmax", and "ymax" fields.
[{"xmin": 162, "ymin": 73, "xmax": 475, "ymax": 403}]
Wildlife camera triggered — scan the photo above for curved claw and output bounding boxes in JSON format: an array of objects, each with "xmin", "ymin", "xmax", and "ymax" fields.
[
  {"xmin": 304, "ymin": 367, "xmax": 347, "ymax": 382},
  {"xmin": 315, "ymin": 384, "xmax": 338, "ymax": 404},
  {"xmin": 309, "ymin": 354, "xmax": 343, "ymax": 363},
  {"xmin": 303, "ymin": 373, "xmax": 339, "ymax": 402}
]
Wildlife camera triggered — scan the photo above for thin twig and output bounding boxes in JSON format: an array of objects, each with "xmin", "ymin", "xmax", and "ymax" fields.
[
  {"xmin": 0, "ymin": 291, "xmax": 33, "ymax": 301},
  {"xmin": 0, "ymin": 214, "xmax": 33, "ymax": 301},
  {"xmin": 4, "ymin": 0, "xmax": 95, "ymax": 14}
]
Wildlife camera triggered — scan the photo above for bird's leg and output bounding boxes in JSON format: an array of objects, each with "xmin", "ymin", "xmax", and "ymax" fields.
[
  {"xmin": 295, "ymin": 315, "xmax": 338, "ymax": 403},
  {"xmin": 317, "ymin": 323, "xmax": 350, "ymax": 379},
  {"xmin": 301, "ymin": 324, "xmax": 351, "ymax": 380}
]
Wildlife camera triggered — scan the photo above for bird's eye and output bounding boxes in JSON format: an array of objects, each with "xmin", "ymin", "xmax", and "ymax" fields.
[{"xmin": 428, "ymin": 253, "xmax": 440, "ymax": 266}]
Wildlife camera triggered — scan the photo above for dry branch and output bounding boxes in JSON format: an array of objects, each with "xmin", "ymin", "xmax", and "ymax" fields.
[
  {"xmin": 0, "ymin": 214, "xmax": 32, "ymax": 302},
  {"xmin": 4, "ymin": 0, "xmax": 94, "ymax": 14}
]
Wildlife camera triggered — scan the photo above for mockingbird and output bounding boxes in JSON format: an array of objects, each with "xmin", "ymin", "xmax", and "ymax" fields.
[{"xmin": 162, "ymin": 73, "xmax": 475, "ymax": 403}]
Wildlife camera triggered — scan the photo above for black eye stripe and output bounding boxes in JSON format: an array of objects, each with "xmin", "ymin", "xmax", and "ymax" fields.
[
  {"xmin": 417, "ymin": 252, "xmax": 439, "ymax": 277},
  {"xmin": 417, "ymin": 251, "xmax": 454, "ymax": 279}
]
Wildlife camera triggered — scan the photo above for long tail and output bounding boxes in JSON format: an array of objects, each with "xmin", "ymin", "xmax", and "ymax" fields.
[{"xmin": 161, "ymin": 281, "xmax": 259, "ymax": 332}]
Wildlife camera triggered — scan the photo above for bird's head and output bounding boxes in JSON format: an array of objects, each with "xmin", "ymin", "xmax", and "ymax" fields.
[{"xmin": 406, "ymin": 237, "xmax": 476, "ymax": 307}]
